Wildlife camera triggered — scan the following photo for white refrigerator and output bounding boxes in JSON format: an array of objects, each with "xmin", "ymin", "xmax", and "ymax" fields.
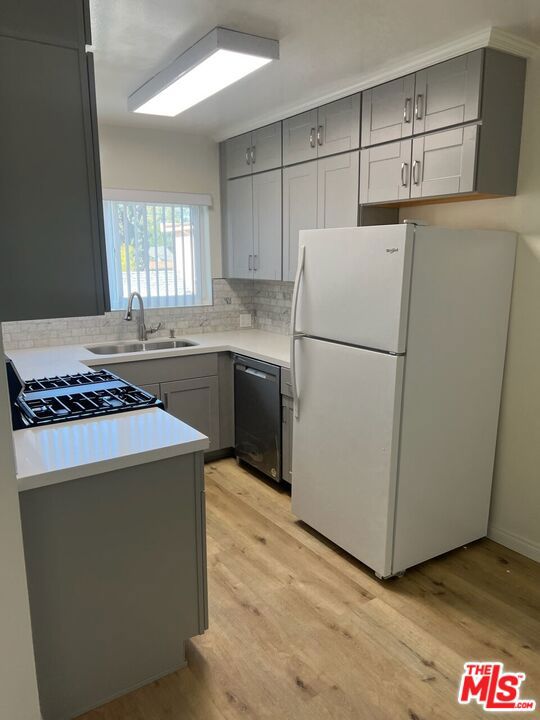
[{"xmin": 290, "ymin": 223, "xmax": 516, "ymax": 578}]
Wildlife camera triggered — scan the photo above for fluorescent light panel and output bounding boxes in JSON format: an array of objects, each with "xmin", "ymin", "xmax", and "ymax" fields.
[{"xmin": 129, "ymin": 27, "xmax": 278, "ymax": 117}]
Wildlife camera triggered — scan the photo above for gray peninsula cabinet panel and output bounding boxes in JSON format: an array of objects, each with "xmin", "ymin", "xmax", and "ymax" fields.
[
  {"xmin": 0, "ymin": 0, "xmax": 108, "ymax": 322},
  {"xmin": 224, "ymin": 122, "xmax": 282, "ymax": 178}
]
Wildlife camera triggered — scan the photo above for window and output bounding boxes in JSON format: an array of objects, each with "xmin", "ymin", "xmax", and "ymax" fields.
[{"xmin": 103, "ymin": 189, "xmax": 212, "ymax": 310}]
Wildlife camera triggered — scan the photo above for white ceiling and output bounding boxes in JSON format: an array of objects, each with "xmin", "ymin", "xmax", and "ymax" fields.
[{"xmin": 90, "ymin": 0, "xmax": 540, "ymax": 140}]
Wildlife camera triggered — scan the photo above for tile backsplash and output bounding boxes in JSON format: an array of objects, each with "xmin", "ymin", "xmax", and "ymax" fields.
[{"xmin": 1, "ymin": 279, "xmax": 293, "ymax": 350}]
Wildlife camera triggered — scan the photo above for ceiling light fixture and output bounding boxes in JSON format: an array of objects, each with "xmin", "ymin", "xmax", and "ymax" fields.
[{"xmin": 128, "ymin": 27, "xmax": 279, "ymax": 117}]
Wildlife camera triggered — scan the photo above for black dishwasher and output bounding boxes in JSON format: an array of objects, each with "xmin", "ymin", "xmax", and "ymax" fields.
[{"xmin": 233, "ymin": 354, "xmax": 281, "ymax": 482}]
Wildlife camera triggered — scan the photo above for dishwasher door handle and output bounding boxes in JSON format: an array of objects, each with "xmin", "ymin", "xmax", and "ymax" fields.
[{"xmin": 244, "ymin": 367, "xmax": 269, "ymax": 380}]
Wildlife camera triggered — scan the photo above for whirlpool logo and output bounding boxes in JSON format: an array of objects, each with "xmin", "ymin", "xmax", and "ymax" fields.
[{"xmin": 386, "ymin": 248, "xmax": 399, "ymax": 254}]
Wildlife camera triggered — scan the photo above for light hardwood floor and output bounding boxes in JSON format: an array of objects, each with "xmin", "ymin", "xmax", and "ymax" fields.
[{"xmin": 80, "ymin": 458, "xmax": 540, "ymax": 720}]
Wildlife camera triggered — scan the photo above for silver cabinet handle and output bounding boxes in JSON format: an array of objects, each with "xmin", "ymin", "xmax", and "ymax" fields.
[
  {"xmin": 401, "ymin": 162, "xmax": 409, "ymax": 187},
  {"xmin": 245, "ymin": 147, "xmax": 251, "ymax": 165},
  {"xmin": 250, "ymin": 145, "xmax": 256, "ymax": 164},
  {"xmin": 317, "ymin": 125, "xmax": 323, "ymax": 146},
  {"xmin": 309, "ymin": 127, "xmax": 316, "ymax": 148},
  {"xmin": 415, "ymin": 94, "xmax": 424, "ymax": 120},
  {"xmin": 403, "ymin": 97, "xmax": 412, "ymax": 123},
  {"xmin": 412, "ymin": 159, "xmax": 421, "ymax": 185},
  {"xmin": 248, "ymin": 254, "xmax": 253, "ymax": 271}
]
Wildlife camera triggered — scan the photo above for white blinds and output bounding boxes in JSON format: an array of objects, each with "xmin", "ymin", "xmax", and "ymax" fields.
[{"xmin": 102, "ymin": 193, "xmax": 212, "ymax": 311}]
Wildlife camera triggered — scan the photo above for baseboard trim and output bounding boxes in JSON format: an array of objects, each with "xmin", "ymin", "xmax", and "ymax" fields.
[{"xmin": 488, "ymin": 526, "xmax": 540, "ymax": 563}]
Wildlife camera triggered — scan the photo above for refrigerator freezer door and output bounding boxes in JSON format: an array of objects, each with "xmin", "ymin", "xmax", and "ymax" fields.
[
  {"xmin": 291, "ymin": 336, "xmax": 404, "ymax": 577},
  {"xmin": 296, "ymin": 224, "xmax": 414, "ymax": 353}
]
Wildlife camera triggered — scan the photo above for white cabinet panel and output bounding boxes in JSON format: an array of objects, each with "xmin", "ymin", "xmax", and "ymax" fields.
[
  {"xmin": 359, "ymin": 140, "xmax": 412, "ymax": 204},
  {"xmin": 224, "ymin": 132, "xmax": 252, "ymax": 179},
  {"xmin": 282, "ymin": 109, "xmax": 318, "ymax": 166},
  {"xmin": 411, "ymin": 125, "xmax": 478, "ymax": 199},
  {"xmin": 282, "ymin": 161, "xmax": 318, "ymax": 281},
  {"xmin": 414, "ymin": 50, "xmax": 482, "ymax": 134},
  {"xmin": 252, "ymin": 169, "xmax": 282, "ymax": 280},
  {"xmin": 226, "ymin": 176, "xmax": 253, "ymax": 279},
  {"xmin": 317, "ymin": 151, "xmax": 359, "ymax": 229},
  {"xmin": 361, "ymin": 75, "xmax": 415, "ymax": 147},
  {"xmin": 317, "ymin": 94, "xmax": 360, "ymax": 157},
  {"xmin": 251, "ymin": 122, "xmax": 281, "ymax": 173}
]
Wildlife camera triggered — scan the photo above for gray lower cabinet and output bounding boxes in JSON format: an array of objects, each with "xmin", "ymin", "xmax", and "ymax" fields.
[
  {"xmin": 225, "ymin": 169, "xmax": 282, "ymax": 280},
  {"xmin": 281, "ymin": 367, "xmax": 293, "ymax": 484},
  {"xmin": 361, "ymin": 74, "xmax": 415, "ymax": 147},
  {"xmin": 161, "ymin": 377, "xmax": 220, "ymax": 452},
  {"xmin": 141, "ymin": 383, "xmax": 160, "ymax": 397},
  {"xmin": 20, "ymin": 452, "xmax": 207, "ymax": 720}
]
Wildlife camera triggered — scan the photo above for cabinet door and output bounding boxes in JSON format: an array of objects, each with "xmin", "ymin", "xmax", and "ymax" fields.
[
  {"xmin": 282, "ymin": 109, "xmax": 318, "ymax": 166},
  {"xmin": 410, "ymin": 125, "xmax": 478, "ymax": 199},
  {"xmin": 359, "ymin": 140, "xmax": 412, "ymax": 204},
  {"xmin": 0, "ymin": 0, "xmax": 90, "ymax": 47},
  {"xmin": 414, "ymin": 50, "xmax": 483, "ymax": 135},
  {"xmin": 224, "ymin": 131, "xmax": 252, "ymax": 179},
  {"xmin": 253, "ymin": 170, "xmax": 282, "ymax": 281},
  {"xmin": 161, "ymin": 377, "xmax": 220, "ymax": 451},
  {"xmin": 317, "ymin": 94, "xmax": 361, "ymax": 157},
  {"xmin": 281, "ymin": 396, "xmax": 293, "ymax": 484},
  {"xmin": 0, "ymin": 36, "xmax": 107, "ymax": 321},
  {"xmin": 226, "ymin": 176, "xmax": 253, "ymax": 279},
  {"xmin": 140, "ymin": 383, "xmax": 160, "ymax": 398},
  {"xmin": 282, "ymin": 161, "xmax": 318, "ymax": 281},
  {"xmin": 251, "ymin": 122, "xmax": 282, "ymax": 173},
  {"xmin": 317, "ymin": 151, "xmax": 359, "ymax": 229},
  {"xmin": 361, "ymin": 75, "xmax": 415, "ymax": 147}
]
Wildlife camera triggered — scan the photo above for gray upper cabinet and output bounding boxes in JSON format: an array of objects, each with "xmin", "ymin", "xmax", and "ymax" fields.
[
  {"xmin": 1, "ymin": 0, "xmax": 91, "ymax": 47},
  {"xmin": 410, "ymin": 126, "xmax": 477, "ymax": 199},
  {"xmin": 361, "ymin": 75, "xmax": 415, "ymax": 147},
  {"xmin": 224, "ymin": 122, "xmax": 282, "ymax": 179},
  {"xmin": 282, "ymin": 109, "xmax": 319, "ymax": 166},
  {"xmin": 226, "ymin": 176, "xmax": 253, "ymax": 279},
  {"xmin": 224, "ymin": 132, "xmax": 252, "ymax": 179},
  {"xmin": 251, "ymin": 123, "xmax": 282, "ymax": 174},
  {"xmin": 282, "ymin": 161, "xmax": 318, "ymax": 281},
  {"xmin": 252, "ymin": 169, "xmax": 282, "ymax": 280},
  {"xmin": 161, "ymin": 376, "xmax": 220, "ymax": 452},
  {"xmin": 413, "ymin": 51, "xmax": 482, "ymax": 135},
  {"xmin": 225, "ymin": 170, "xmax": 282, "ymax": 280},
  {"xmin": 316, "ymin": 94, "xmax": 361, "ymax": 157},
  {"xmin": 359, "ymin": 141, "xmax": 412, "ymax": 205},
  {"xmin": 317, "ymin": 151, "xmax": 359, "ymax": 229},
  {"xmin": 283, "ymin": 97, "xmax": 361, "ymax": 165},
  {"xmin": 0, "ymin": 20, "xmax": 108, "ymax": 322}
]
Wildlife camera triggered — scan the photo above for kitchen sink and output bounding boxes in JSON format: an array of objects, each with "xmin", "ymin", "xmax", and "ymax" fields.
[{"xmin": 86, "ymin": 339, "xmax": 198, "ymax": 355}]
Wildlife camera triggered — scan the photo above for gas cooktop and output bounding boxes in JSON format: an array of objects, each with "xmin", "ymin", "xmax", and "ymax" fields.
[{"xmin": 10, "ymin": 368, "xmax": 163, "ymax": 429}]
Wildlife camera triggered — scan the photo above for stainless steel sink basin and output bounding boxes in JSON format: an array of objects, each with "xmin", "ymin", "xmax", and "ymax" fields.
[{"xmin": 86, "ymin": 339, "xmax": 197, "ymax": 355}]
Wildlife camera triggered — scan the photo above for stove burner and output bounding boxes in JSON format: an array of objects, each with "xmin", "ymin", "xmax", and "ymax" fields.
[{"xmin": 14, "ymin": 370, "xmax": 162, "ymax": 428}]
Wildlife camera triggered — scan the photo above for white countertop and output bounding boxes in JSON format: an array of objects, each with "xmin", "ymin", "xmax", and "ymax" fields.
[{"xmin": 8, "ymin": 330, "xmax": 290, "ymax": 492}]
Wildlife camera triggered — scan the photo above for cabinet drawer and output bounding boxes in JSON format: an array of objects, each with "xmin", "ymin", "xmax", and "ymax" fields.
[{"xmin": 100, "ymin": 353, "xmax": 219, "ymax": 386}]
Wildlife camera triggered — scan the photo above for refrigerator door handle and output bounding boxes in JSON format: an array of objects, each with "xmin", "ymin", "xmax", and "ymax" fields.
[
  {"xmin": 290, "ymin": 244, "xmax": 306, "ymax": 335},
  {"xmin": 290, "ymin": 334, "xmax": 304, "ymax": 419}
]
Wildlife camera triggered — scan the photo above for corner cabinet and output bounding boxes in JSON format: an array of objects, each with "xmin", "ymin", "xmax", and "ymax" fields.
[
  {"xmin": 162, "ymin": 377, "xmax": 220, "ymax": 452},
  {"xmin": 0, "ymin": 0, "xmax": 109, "ymax": 322}
]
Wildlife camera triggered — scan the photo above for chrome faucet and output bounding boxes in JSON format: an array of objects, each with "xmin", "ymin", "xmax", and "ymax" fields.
[{"xmin": 124, "ymin": 292, "xmax": 161, "ymax": 341}]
